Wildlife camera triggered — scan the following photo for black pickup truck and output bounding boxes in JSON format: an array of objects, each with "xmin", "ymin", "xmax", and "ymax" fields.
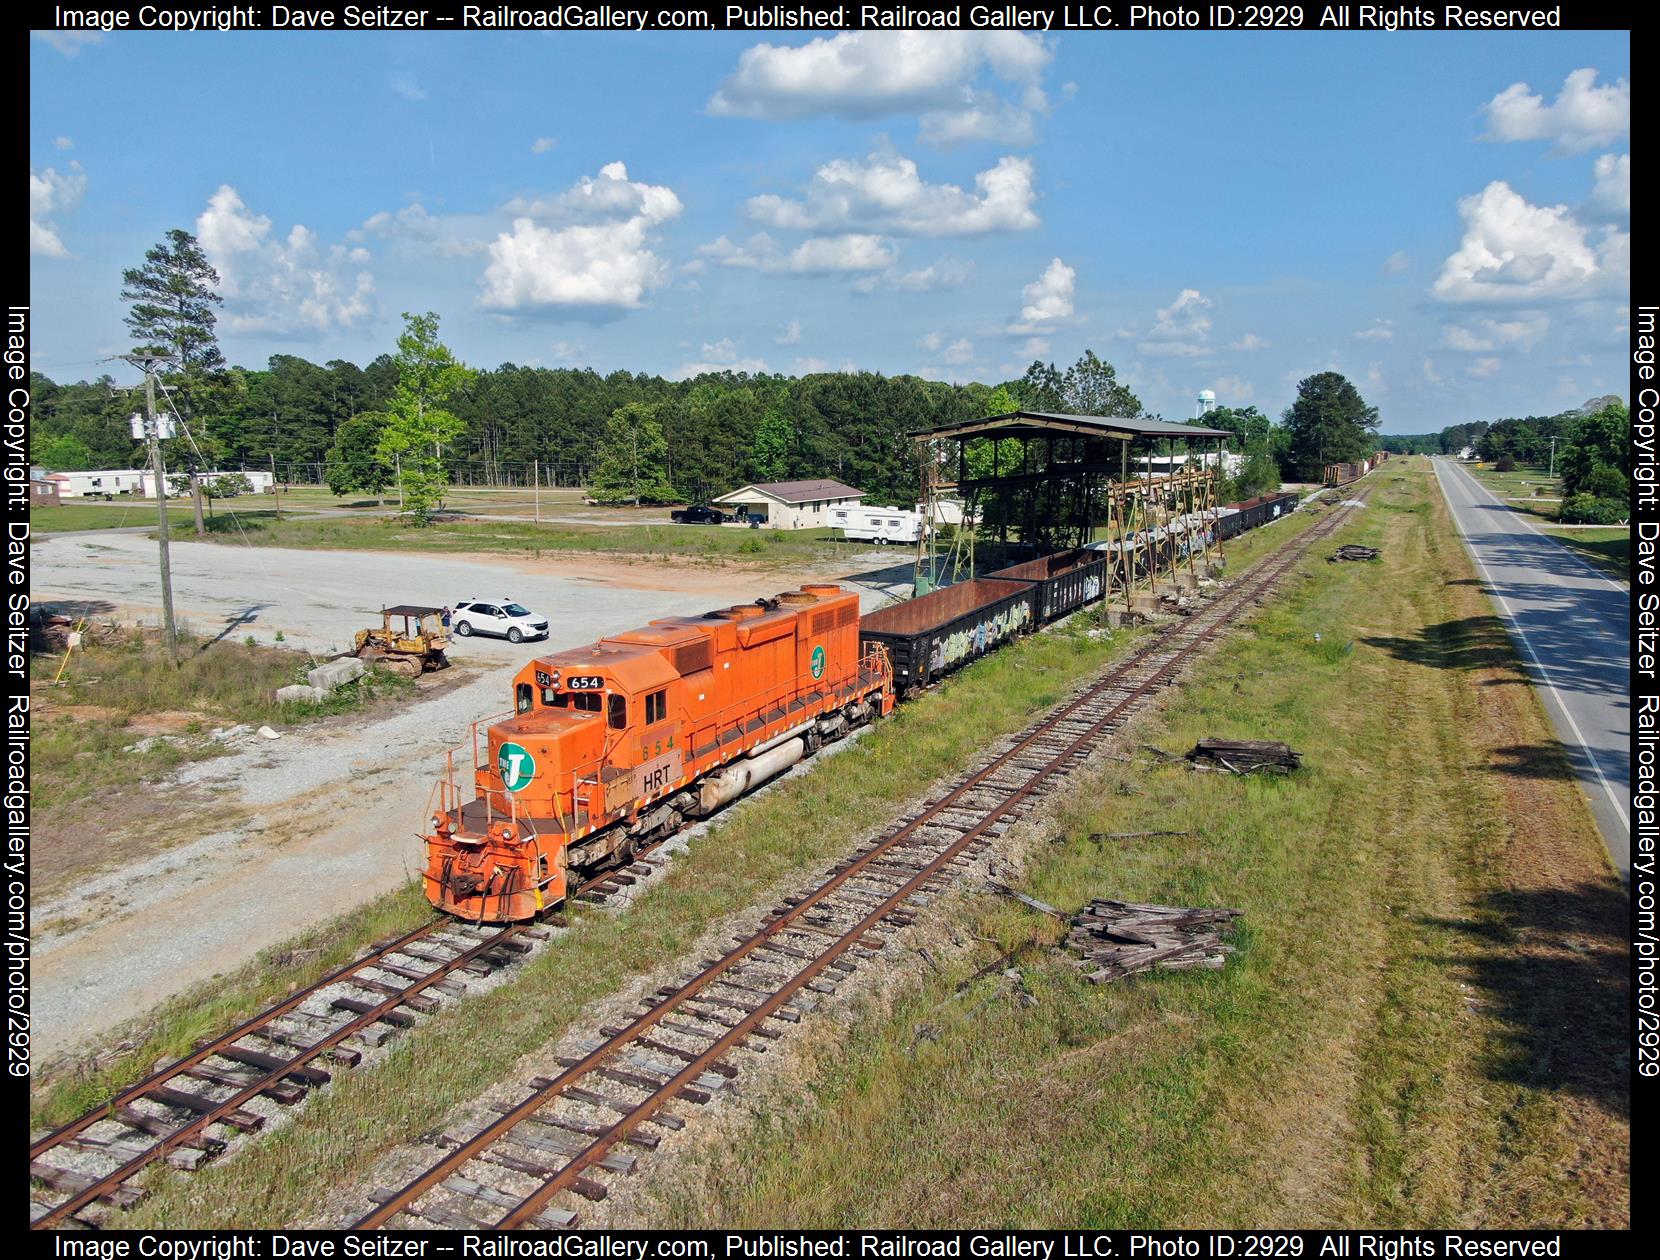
[{"xmin": 670, "ymin": 504, "xmax": 727, "ymax": 525}]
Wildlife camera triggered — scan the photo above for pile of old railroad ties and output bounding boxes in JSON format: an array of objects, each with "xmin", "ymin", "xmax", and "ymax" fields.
[
  {"xmin": 28, "ymin": 861, "xmax": 665, "ymax": 1229},
  {"xmin": 1065, "ymin": 900, "xmax": 1242, "ymax": 983},
  {"xmin": 1329, "ymin": 544, "xmax": 1381, "ymax": 563},
  {"xmin": 1186, "ymin": 738, "xmax": 1302, "ymax": 774},
  {"xmin": 345, "ymin": 490, "xmax": 1371, "ymax": 1233}
]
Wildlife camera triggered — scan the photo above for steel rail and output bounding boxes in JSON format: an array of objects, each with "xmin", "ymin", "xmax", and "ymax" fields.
[
  {"xmin": 357, "ymin": 488, "xmax": 1368, "ymax": 1231},
  {"xmin": 32, "ymin": 922, "xmax": 527, "ymax": 1228}
]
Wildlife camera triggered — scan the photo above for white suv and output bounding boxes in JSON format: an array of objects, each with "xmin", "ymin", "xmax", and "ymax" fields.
[{"xmin": 451, "ymin": 599, "xmax": 550, "ymax": 644}]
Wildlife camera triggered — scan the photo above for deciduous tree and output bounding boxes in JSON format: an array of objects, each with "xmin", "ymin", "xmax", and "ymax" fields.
[{"xmin": 376, "ymin": 312, "xmax": 474, "ymax": 522}]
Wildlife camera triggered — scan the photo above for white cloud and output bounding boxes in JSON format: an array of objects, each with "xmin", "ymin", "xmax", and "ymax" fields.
[
  {"xmin": 747, "ymin": 152, "xmax": 1038, "ymax": 237},
  {"xmin": 1466, "ymin": 357, "xmax": 1502, "ymax": 378},
  {"xmin": 852, "ymin": 257, "xmax": 973, "ymax": 293},
  {"xmin": 1021, "ymin": 337, "xmax": 1050, "ymax": 357},
  {"xmin": 481, "ymin": 162, "xmax": 682, "ymax": 313},
  {"xmin": 788, "ymin": 234, "xmax": 896, "ymax": 273},
  {"xmin": 1421, "ymin": 359, "xmax": 1443, "ymax": 385},
  {"xmin": 29, "ymin": 163, "xmax": 86, "ymax": 258},
  {"xmin": 1365, "ymin": 362, "xmax": 1388, "ymax": 395},
  {"xmin": 919, "ymin": 332, "xmax": 944, "ymax": 351},
  {"xmin": 548, "ymin": 340, "xmax": 585, "ymax": 365},
  {"xmin": 700, "ymin": 231, "xmax": 896, "ymax": 275},
  {"xmin": 793, "ymin": 356, "xmax": 831, "ymax": 374},
  {"xmin": 1441, "ymin": 313, "xmax": 1549, "ymax": 353},
  {"xmin": 1483, "ymin": 67, "xmax": 1629, "ymax": 154},
  {"xmin": 942, "ymin": 337, "xmax": 974, "ymax": 365},
  {"xmin": 1229, "ymin": 332, "xmax": 1271, "ymax": 352},
  {"xmin": 1382, "ymin": 250, "xmax": 1410, "ymax": 274},
  {"xmin": 1587, "ymin": 153, "xmax": 1630, "ymax": 223},
  {"xmin": 776, "ymin": 319, "xmax": 802, "ymax": 345},
  {"xmin": 53, "ymin": 136, "xmax": 74, "ymax": 150},
  {"xmin": 1211, "ymin": 375, "xmax": 1254, "ymax": 403},
  {"xmin": 361, "ymin": 203, "xmax": 488, "ymax": 258},
  {"xmin": 919, "ymin": 88, "xmax": 1046, "ymax": 147},
  {"xmin": 1432, "ymin": 180, "xmax": 1626, "ymax": 303},
  {"xmin": 531, "ymin": 137, "xmax": 557, "ymax": 154},
  {"xmin": 197, "ymin": 185, "xmax": 374, "ymax": 333},
  {"xmin": 389, "ymin": 73, "xmax": 428, "ymax": 101},
  {"xmin": 1137, "ymin": 287, "xmax": 1213, "ymax": 357},
  {"xmin": 709, "ymin": 31, "xmax": 1052, "ymax": 147},
  {"xmin": 1353, "ymin": 319, "xmax": 1394, "ymax": 342},
  {"xmin": 671, "ymin": 337, "xmax": 768, "ymax": 379},
  {"xmin": 1443, "ymin": 325, "xmax": 1493, "ymax": 352},
  {"xmin": 33, "ymin": 31, "xmax": 101, "ymax": 55},
  {"xmin": 1007, "ymin": 257, "xmax": 1075, "ymax": 334}
]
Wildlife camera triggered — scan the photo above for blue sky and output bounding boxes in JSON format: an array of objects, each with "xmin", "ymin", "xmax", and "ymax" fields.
[{"xmin": 30, "ymin": 28, "xmax": 1630, "ymax": 432}]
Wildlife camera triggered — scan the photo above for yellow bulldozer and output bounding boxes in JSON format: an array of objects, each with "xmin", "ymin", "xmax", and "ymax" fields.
[{"xmin": 353, "ymin": 605, "xmax": 451, "ymax": 678}]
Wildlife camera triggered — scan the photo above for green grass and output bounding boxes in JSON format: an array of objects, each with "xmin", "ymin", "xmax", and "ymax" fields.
[
  {"xmin": 31, "ymin": 502, "xmax": 208, "ymax": 532},
  {"xmin": 651, "ymin": 460, "xmax": 1626, "ymax": 1229},
  {"xmin": 185, "ymin": 511, "xmax": 857, "ymax": 564},
  {"xmin": 1540, "ymin": 527, "xmax": 1629, "ymax": 581},
  {"xmin": 1464, "ymin": 463, "xmax": 1562, "ymax": 521}
]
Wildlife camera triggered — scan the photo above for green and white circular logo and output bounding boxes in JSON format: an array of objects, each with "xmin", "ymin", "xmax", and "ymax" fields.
[
  {"xmin": 497, "ymin": 741, "xmax": 536, "ymax": 792},
  {"xmin": 810, "ymin": 645, "xmax": 826, "ymax": 680}
]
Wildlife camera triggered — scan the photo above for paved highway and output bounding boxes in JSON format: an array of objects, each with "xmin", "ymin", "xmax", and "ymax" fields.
[{"xmin": 1433, "ymin": 458, "xmax": 1630, "ymax": 877}]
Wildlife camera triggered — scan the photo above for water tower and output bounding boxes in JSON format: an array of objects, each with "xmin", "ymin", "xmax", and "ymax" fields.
[{"xmin": 1195, "ymin": 388, "xmax": 1217, "ymax": 418}]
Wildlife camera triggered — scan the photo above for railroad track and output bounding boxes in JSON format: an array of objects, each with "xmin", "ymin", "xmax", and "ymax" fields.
[
  {"xmin": 353, "ymin": 489, "xmax": 1371, "ymax": 1231},
  {"xmin": 28, "ymin": 856, "xmax": 665, "ymax": 1228}
]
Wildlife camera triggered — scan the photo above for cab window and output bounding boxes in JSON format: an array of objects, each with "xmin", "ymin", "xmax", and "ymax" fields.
[
  {"xmin": 516, "ymin": 683, "xmax": 533, "ymax": 714},
  {"xmin": 608, "ymin": 694, "xmax": 627, "ymax": 730},
  {"xmin": 645, "ymin": 690, "xmax": 667, "ymax": 724},
  {"xmin": 548, "ymin": 690, "xmax": 601, "ymax": 712}
]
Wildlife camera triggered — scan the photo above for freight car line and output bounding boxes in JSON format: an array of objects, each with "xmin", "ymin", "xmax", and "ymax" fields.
[
  {"xmin": 354, "ymin": 489, "xmax": 1371, "ymax": 1231},
  {"xmin": 27, "ymin": 858, "xmax": 667, "ymax": 1229}
]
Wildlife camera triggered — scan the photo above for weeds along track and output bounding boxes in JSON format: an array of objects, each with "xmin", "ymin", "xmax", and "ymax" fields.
[
  {"xmin": 353, "ymin": 489, "xmax": 1371, "ymax": 1231},
  {"xmin": 27, "ymin": 861, "xmax": 664, "ymax": 1229}
]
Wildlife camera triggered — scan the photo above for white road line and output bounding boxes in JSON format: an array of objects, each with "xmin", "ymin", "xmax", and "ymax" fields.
[{"xmin": 1432, "ymin": 459, "xmax": 1630, "ymax": 838}]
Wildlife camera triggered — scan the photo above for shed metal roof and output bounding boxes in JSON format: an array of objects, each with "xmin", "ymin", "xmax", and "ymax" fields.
[{"xmin": 911, "ymin": 411, "xmax": 1234, "ymax": 442}]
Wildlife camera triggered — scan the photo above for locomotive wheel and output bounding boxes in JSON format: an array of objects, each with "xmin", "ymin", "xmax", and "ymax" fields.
[{"xmin": 454, "ymin": 620, "xmax": 472, "ymax": 636}]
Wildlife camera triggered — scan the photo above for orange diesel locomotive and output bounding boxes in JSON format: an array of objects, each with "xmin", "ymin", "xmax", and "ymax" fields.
[{"xmin": 424, "ymin": 584, "xmax": 893, "ymax": 922}]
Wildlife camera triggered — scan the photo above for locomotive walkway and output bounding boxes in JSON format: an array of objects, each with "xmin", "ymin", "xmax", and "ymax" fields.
[{"xmin": 1432, "ymin": 457, "xmax": 1631, "ymax": 877}]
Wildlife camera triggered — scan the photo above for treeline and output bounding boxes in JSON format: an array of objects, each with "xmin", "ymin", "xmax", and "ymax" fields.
[
  {"xmin": 30, "ymin": 358, "xmax": 1018, "ymax": 507},
  {"xmin": 33, "ymin": 355, "xmax": 1391, "ymax": 514}
]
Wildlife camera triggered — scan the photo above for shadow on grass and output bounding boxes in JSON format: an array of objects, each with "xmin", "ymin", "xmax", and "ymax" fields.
[
  {"xmin": 1361, "ymin": 614, "xmax": 1526, "ymax": 678},
  {"xmin": 1487, "ymin": 743, "xmax": 1580, "ymax": 781},
  {"xmin": 1547, "ymin": 533, "xmax": 1630, "ymax": 581},
  {"xmin": 1420, "ymin": 880, "xmax": 1629, "ymax": 1111}
]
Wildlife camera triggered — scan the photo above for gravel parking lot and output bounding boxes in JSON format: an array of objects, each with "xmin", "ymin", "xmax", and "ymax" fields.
[{"xmin": 30, "ymin": 533, "xmax": 908, "ymax": 1060}]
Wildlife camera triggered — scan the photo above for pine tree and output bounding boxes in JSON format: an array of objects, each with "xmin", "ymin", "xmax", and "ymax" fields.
[{"xmin": 120, "ymin": 229, "xmax": 225, "ymax": 427}]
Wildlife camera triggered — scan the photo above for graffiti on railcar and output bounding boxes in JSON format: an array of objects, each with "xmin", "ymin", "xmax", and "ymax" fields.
[{"xmin": 929, "ymin": 601, "xmax": 1033, "ymax": 674}]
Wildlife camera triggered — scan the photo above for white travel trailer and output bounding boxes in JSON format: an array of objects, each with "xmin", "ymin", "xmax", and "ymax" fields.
[{"xmin": 829, "ymin": 504, "xmax": 928, "ymax": 544}]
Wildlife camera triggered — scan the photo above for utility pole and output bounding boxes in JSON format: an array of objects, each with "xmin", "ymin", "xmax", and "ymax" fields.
[
  {"xmin": 270, "ymin": 450, "xmax": 282, "ymax": 521},
  {"xmin": 533, "ymin": 458, "xmax": 540, "ymax": 524},
  {"xmin": 1548, "ymin": 435, "xmax": 1560, "ymax": 478},
  {"xmin": 123, "ymin": 354, "xmax": 179, "ymax": 664}
]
